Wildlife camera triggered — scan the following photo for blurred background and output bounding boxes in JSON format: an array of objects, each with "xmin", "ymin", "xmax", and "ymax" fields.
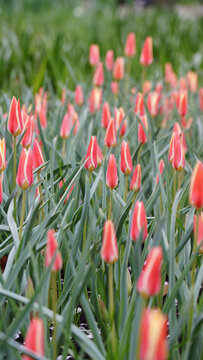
[{"xmin": 0, "ymin": 0, "xmax": 203, "ymax": 96}]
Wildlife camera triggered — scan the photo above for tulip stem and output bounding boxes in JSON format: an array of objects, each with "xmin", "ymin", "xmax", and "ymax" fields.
[
  {"xmin": 173, "ymin": 171, "xmax": 176, "ymax": 201},
  {"xmin": 62, "ymin": 139, "xmax": 66, "ymax": 159},
  {"xmin": 131, "ymin": 190, "xmax": 137, "ymax": 209},
  {"xmin": 13, "ymin": 136, "xmax": 17, "ymax": 217},
  {"xmin": 37, "ymin": 173, "xmax": 44, "ymax": 220},
  {"xmin": 137, "ymin": 145, "xmax": 141, "ymax": 164},
  {"xmin": 51, "ymin": 272, "xmax": 57, "ymax": 360},
  {"xmin": 108, "ymin": 264, "xmax": 116, "ymax": 357},
  {"xmin": 124, "ymin": 175, "xmax": 128, "ymax": 203},
  {"xmin": 89, "ymin": 171, "xmax": 92, "ymax": 186},
  {"xmin": 19, "ymin": 190, "xmax": 26, "ymax": 241},
  {"xmin": 108, "ymin": 190, "xmax": 112, "ymax": 220}
]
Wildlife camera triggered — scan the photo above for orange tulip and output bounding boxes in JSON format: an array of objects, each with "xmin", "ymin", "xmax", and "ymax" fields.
[
  {"xmin": 172, "ymin": 136, "xmax": 185, "ymax": 171},
  {"xmin": 147, "ymin": 91, "xmax": 160, "ymax": 117},
  {"xmin": 114, "ymin": 107, "xmax": 126, "ymax": 136},
  {"xmin": 89, "ymin": 88, "xmax": 102, "ymax": 113},
  {"xmin": 187, "ymin": 71, "xmax": 198, "ymax": 92}
]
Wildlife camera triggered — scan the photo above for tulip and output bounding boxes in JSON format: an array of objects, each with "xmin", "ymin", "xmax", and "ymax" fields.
[
  {"xmin": 113, "ymin": 57, "xmax": 125, "ymax": 81},
  {"xmin": 187, "ymin": 71, "xmax": 198, "ymax": 92},
  {"xmin": 147, "ymin": 91, "xmax": 160, "ymax": 117},
  {"xmin": 172, "ymin": 136, "xmax": 185, "ymax": 171},
  {"xmin": 0, "ymin": 173, "xmax": 3, "ymax": 204},
  {"xmin": 105, "ymin": 49, "xmax": 114, "ymax": 71},
  {"xmin": 165, "ymin": 63, "xmax": 177, "ymax": 87},
  {"xmin": 97, "ymin": 144, "xmax": 104, "ymax": 166},
  {"xmin": 168, "ymin": 124, "xmax": 181, "ymax": 163},
  {"xmin": 179, "ymin": 77, "xmax": 187, "ymax": 91},
  {"xmin": 45, "ymin": 229, "xmax": 63, "ymax": 272},
  {"xmin": 130, "ymin": 164, "xmax": 141, "ymax": 192},
  {"xmin": 16, "ymin": 148, "xmax": 33, "ymax": 190},
  {"xmin": 60, "ymin": 113, "xmax": 71, "ymax": 139},
  {"xmin": 22, "ymin": 318, "xmax": 44, "ymax": 360},
  {"xmin": 155, "ymin": 82, "xmax": 163, "ymax": 93},
  {"xmin": 101, "ymin": 102, "xmax": 111, "ymax": 129},
  {"xmin": 0, "ymin": 138, "xmax": 6, "ymax": 173},
  {"xmin": 67, "ymin": 103, "xmax": 75, "ymax": 117},
  {"xmin": 120, "ymin": 141, "xmax": 133, "ymax": 175},
  {"xmin": 156, "ymin": 159, "xmax": 164, "ymax": 184},
  {"xmin": 74, "ymin": 85, "xmax": 84, "ymax": 106},
  {"xmin": 101, "ymin": 220, "xmax": 118, "ymax": 264},
  {"xmin": 140, "ymin": 308, "xmax": 168, "ymax": 360},
  {"xmin": 21, "ymin": 114, "xmax": 34, "ymax": 149},
  {"xmin": 137, "ymin": 246, "xmax": 163, "ymax": 297},
  {"xmin": 134, "ymin": 92, "xmax": 145, "ymax": 117},
  {"xmin": 143, "ymin": 80, "xmax": 152, "ymax": 95},
  {"xmin": 193, "ymin": 212, "xmax": 203, "ymax": 254},
  {"xmin": 72, "ymin": 111, "xmax": 80, "ymax": 135},
  {"xmin": 7, "ymin": 96, "xmax": 22, "ymax": 137},
  {"xmin": 114, "ymin": 107, "xmax": 126, "ymax": 136},
  {"xmin": 140, "ymin": 37, "xmax": 153, "ymax": 66},
  {"xmin": 199, "ymin": 88, "xmax": 203, "ymax": 111},
  {"xmin": 124, "ymin": 32, "xmax": 136, "ymax": 57},
  {"xmin": 138, "ymin": 115, "xmax": 148, "ymax": 144},
  {"xmin": 130, "ymin": 201, "xmax": 148, "ymax": 241},
  {"xmin": 89, "ymin": 88, "xmax": 102, "ymax": 113},
  {"xmin": 89, "ymin": 44, "xmax": 100, "ymax": 66},
  {"xmin": 33, "ymin": 138, "xmax": 45, "ymax": 172},
  {"xmin": 104, "ymin": 118, "xmax": 117, "ymax": 148},
  {"xmin": 177, "ymin": 90, "xmax": 188, "ymax": 117},
  {"xmin": 35, "ymin": 89, "xmax": 47, "ymax": 129},
  {"xmin": 93, "ymin": 62, "xmax": 104, "ymax": 87},
  {"xmin": 180, "ymin": 116, "xmax": 193, "ymax": 130},
  {"xmin": 106, "ymin": 154, "xmax": 118, "ymax": 190},
  {"xmin": 111, "ymin": 81, "xmax": 119, "ymax": 95},
  {"xmin": 189, "ymin": 161, "xmax": 203, "ymax": 210},
  {"xmin": 85, "ymin": 136, "xmax": 97, "ymax": 171}
]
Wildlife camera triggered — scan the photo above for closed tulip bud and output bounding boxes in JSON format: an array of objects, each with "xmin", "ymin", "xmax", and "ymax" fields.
[
  {"xmin": 89, "ymin": 44, "xmax": 100, "ymax": 66},
  {"xmin": 0, "ymin": 173, "xmax": 3, "ymax": 204},
  {"xmin": 38, "ymin": 106, "xmax": 47, "ymax": 129},
  {"xmin": 168, "ymin": 125, "xmax": 181, "ymax": 163},
  {"xmin": 60, "ymin": 114, "xmax": 71, "ymax": 140},
  {"xmin": 74, "ymin": 85, "xmax": 84, "ymax": 106},
  {"xmin": 113, "ymin": 57, "xmax": 125, "ymax": 81},
  {"xmin": 105, "ymin": 49, "xmax": 114, "ymax": 71},
  {"xmin": 93, "ymin": 62, "xmax": 104, "ymax": 87},
  {"xmin": 138, "ymin": 115, "xmax": 148, "ymax": 144},
  {"xmin": 101, "ymin": 102, "xmax": 111, "ymax": 129},
  {"xmin": 143, "ymin": 80, "xmax": 152, "ymax": 95},
  {"xmin": 85, "ymin": 136, "xmax": 97, "ymax": 171},
  {"xmin": 156, "ymin": 159, "xmax": 164, "ymax": 184},
  {"xmin": 22, "ymin": 318, "xmax": 44, "ymax": 360},
  {"xmin": 120, "ymin": 141, "xmax": 133, "ymax": 175},
  {"xmin": 165, "ymin": 63, "xmax": 177, "ymax": 87},
  {"xmin": 125, "ymin": 32, "xmax": 136, "ymax": 57},
  {"xmin": 101, "ymin": 220, "xmax": 118, "ymax": 264},
  {"xmin": 140, "ymin": 308, "xmax": 168, "ymax": 360},
  {"xmin": 72, "ymin": 111, "xmax": 80, "ymax": 135},
  {"xmin": 127, "ymin": 268, "xmax": 132, "ymax": 296},
  {"xmin": 104, "ymin": 118, "xmax": 117, "ymax": 148},
  {"xmin": 0, "ymin": 138, "xmax": 6, "ymax": 173},
  {"xmin": 130, "ymin": 164, "xmax": 141, "ymax": 192},
  {"xmin": 21, "ymin": 114, "xmax": 33, "ymax": 149},
  {"xmin": 130, "ymin": 201, "xmax": 148, "ymax": 241},
  {"xmin": 140, "ymin": 36, "xmax": 153, "ymax": 66},
  {"xmin": 199, "ymin": 88, "xmax": 203, "ymax": 111},
  {"xmin": 134, "ymin": 92, "xmax": 145, "ymax": 117},
  {"xmin": 111, "ymin": 81, "xmax": 119, "ymax": 95},
  {"xmin": 147, "ymin": 91, "xmax": 160, "ymax": 117},
  {"xmin": 33, "ymin": 138, "xmax": 45, "ymax": 172},
  {"xmin": 45, "ymin": 229, "xmax": 63, "ymax": 271},
  {"xmin": 193, "ymin": 212, "xmax": 203, "ymax": 254},
  {"xmin": 7, "ymin": 96, "xmax": 22, "ymax": 137},
  {"xmin": 179, "ymin": 77, "xmax": 187, "ymax": 91},
  {"xmin": 16, "ymin": 148, "xmax": 33, "ymax": 190},
  {"xmin": 187, "ymin": 71, "xmax": 198, "ymax": 92},
  {"xmin": 26, "ymin": 277, "xmax": 35, "ymax": 300},
  {"xmin": 67, "ymin": 103, "xmax": 75, "ymax": 117},
  {"xmin": 106, "ymin": 154, "xmax": 118, "ymax": 189},
  {"xmin": 172, "ymin": 137, "xmax": 185, "ymax": 171},
  {"xmin": 177, "ymin": 90, "xmax": 188, "ymax": 117},
  {"xmin": 98, "ymin": 298, "xmax": 109, "ymax": 324},
  {"xmin": 189, "ymin": 161, "xmax": 203, "ymax": 209},
  {"xmin": 137, "ymin": 246, "xmax": 163, "ymax": 297},
  {"xmin": 89, "ymin": 88, "xmax": 102, "ymax": 113},
  {"xmin": 97, "ymin": 144, "xmax": 104, "ymax": 166},
  {"xmin": 114, "ymin": 107, "xmax": 126, "ymax": 136}
]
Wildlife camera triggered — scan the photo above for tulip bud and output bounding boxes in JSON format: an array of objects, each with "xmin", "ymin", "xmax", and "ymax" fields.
[
  {"xmin": 111, "ymin": 81, "xmax": 119, "ymax": 95},
  {"xmin": 113, "ymin": 57, "xmax": 125, "ymax": 81},
  {"xmin": 147, "ymin": 91, "xmax": 160, "ymax": 117},
  {"xmin": 155, "ymin": 82, "xmax": 163, "ymax": 93},
  {"xmin": 104, "ymin": 118, "xmax": 117, "ymax": 148},
  {"xmin": 127, "ymin": 268, "xmax": 132, "ymax": 296},
  {"xmin": 72, "ymin": 111, "xmax": 80, "ymax": 135},
  {"xmin": 189, "ymin": 161, "xmax": 203, "ymax": 209},
  {"xmin": 45, "ymin": 229, "xmax": 63, "ymax": 271},
  {"xmin": 114, "ymin": 107, "xmax": 126, "ymax": 136},
  {"xmin": 199, "ymin": 88, "xmax": 203, "ymax": 111},
  {"xmin": 177, "ymin": 90, "xmax": 188, "ymax": 117},
  {"xmin": 0, "ymin": 138, "xmax": 6, "ymax": 173},
  {"xmin": 125, "ymin": 32, "xmax": 136, "ymax": 57},
  {"xmin": 22, "ymin": 318, "xmax": 44, "ymax": 360},
  {"xmin": 187, "ymin": 71, "xmax": 198, "ymax": 92},
  {"xmin": 140, "ymin": 308, "xmax": 168, "ymax": 360},
  {"xmin": 138, "ymin": 115, "xmax": 148, "ymax": 144},
  {"xmin": 21, "ymin": 114, "xmax": 34, "ymax": 149},
  {"xmin": 93, "ymin": 62, "xmax": 104, "ymax": 87},
  {"xmin": 140, "ymin": 36, "xmax": 153, "ymax": 66},
  {"xmin": 143, "ymin": 80, "xmax": 152, "ymax": 95},
  {"xmin": 120, "ymin": 141, "xmax": 133, "ymax": 175},
  {"xmin": 165, "ymin": 63, "xmax": 177, "ymax": 87},
  {"xmin": 180, "ymin": 116, "xmax": 193, "ymax": 130},
  {"xmin": 26, "ymin": 277, "xmax": 35, "ymax": 300},
  {"xmin": 130, "ymin": 201, "xmax": 148, "ymax": 241},
  {"xmin": 33, "ymin": 138, "xmax": 45, "ymax": 172},
  {"xmin": 7, "ymin": 96, "xmax": 22, "ymax": 137},
  {"xmin": 105, "ymin": 49, "xmax": 114, "ymax": 71},
  {"xmin": 134, "ymin": 92, "xmax": 145, "ymax": 117},
  {"xmin": 172, "ymin": 136, "xmax": 185, "ymax": 171},
  {"xmin": 60, "ymin": 114, "xmax": 71, "ymax": 139},
  {"xmin": 89, "ymin": 44, "xmax": 100, "ymax": 66},
  {"xmin": 16, "ymin": 148, "xmax": 33, "ymax": 190},
  {"xmin": 130, "ymin": 164, "xmax": 141, "ymax": 192},
  {"xmin": 98, "ymin": 297, "xmax": 109, "ymax": 324},
  {"xmin": 156, "ymin": 159, "xmax": 164, "ymax": 184},
  {"xmin": 101, "ymin": 102, "xmax": 111, "ymax": 129},
  {"xmin": 101, "ymin": 220, "xmax": 118, "ymax": 264},
  {"xmin": 74, "ymin": 85, "xmax": 84, "ymax": 106},
  {"xmin": 168, "ymin": 124, "xmax": 182, "ymax": 163},
  {"xmin": 97, "ymin": 144, "xmax": 104, "ymax": 166},
  {"xmin": 137, "ymin": 246, "xmax": 163, "ymax": 297},
  {"xmin": 193, "ymin": 212, "xmax": 203, "ymax": 254},
  {"xmin": 106, "ymin": 154, "xmax": 118, "ymax": 190},
  {"xmin": 85, "ymin": 136, "xmax": 97, "ymax": 172},
  {"xmin": 89, "ymin": 88, "xmax": 102, "ymax": 113},
  {"xmin": 0, "ymin": 173, "xmax": 3, "ymax": 204}
]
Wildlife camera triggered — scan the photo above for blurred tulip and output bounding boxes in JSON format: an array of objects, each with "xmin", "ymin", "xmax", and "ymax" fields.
[
  {"xmin": 120, "ymin": 141, "xmax": 133, "ymax": 175},
  {"xmin": 7, "ymin": 96, "xmax": 22, "ymax": 137},
  {"xmin": 134, "ymin": 92, "xmax": 145, "ymax": 117},
  {"xmin": 199, "ymin": 88, "xmax": 203, "ymax": 111},
  {"xmin": 114, "ymin": 107, "xmax": 126, "ymax": 136},
  {"xmin": 22, "ymin": 318, "xmax": 44, "ymax": 360},
  {"xmin": 106, "ymin": 154, "xmax": 118, "ymax": 189},
  {"xmin": 179, "ymin": 77, "xmax": 187, "ymax": 91},
  {"xmin": 74, "ymin": 85, "xmax": 84, "ymax": 106},
  {"xmin": 33, "ymin": 138, "xmax": 45, "ymax": 172},
  {"xmin": 60, "ymin": 114, "xmax": 71, "ymax": 139},
  {"xmin": 138, "ymin": 115, "xmax": 148, "ymax": 144},
  {"xmin": 140, "ymin": 37, "xmax": 153, "ymax": 66},
  {"xmin": 101, "ymin": 102, "xmax": 111, "ymax": 129},
  {"xmin": 165, "ymin": 63, "xmax": 177, "ymax": 87},
  {"xmin": 111, "ymin": 81, "xmax": 119, "ymax": 95},
  {"xmin": 0, "ymin": 173, "xmax": 3, "ymax": 204},
  {"xmin": 89, "ymin": 88, "xmax": 102, "ymax": 113},
  {"xmin": 155, "ymin": 82, "xmax": 163, "ymax": 93},
  {"xmin": 105, "ymin": 49, "xmax": 114, "ymax": 71},
  {"xmin": 93, "ymin": 62, "xmax": 104, "ymax": 87},
  {"xmin": 143, "ymin": 80, "xmax": 152, "ymax": 95},
  {"xmin": 172, "ymin": 137, "xmax": 185, "ymax": 171},
  {"xmin": 113, "ymin": 57, "xmax": 125, "ymax": 81},
  {"xmin": 21, "ymin": 114, "xmax": 33, "ymax": 149},
  {"xmin": 189, "ymin": 161, "xmax": 203, "ymax": 209},
  {"xmin": 156, "ymin": 159, "xmax": 164, "ymax": 184},
  {"xmin": 124, "ymin": 32, "xmax": 136, "ymax": 57},
  {"xmin": 130, "ymin": 164, "xmax": 141, "ymax": 192},
  {"xmin": 85, "ymin": 136, "xmax": 97, "ymax": 171},
  {"xmin": 35, "ymin": 88, "xmax": 47, "ymax": 129},
  {"xmin": 72, "ymin": 111, "xmax": 80, "ymax": 135},
  {"xmin": 101, "ymin": 220, "xmax": 118, "ymax": 264},
  {"xmin": 180, "ymin": 117, "xmax": 193, "ymax": 130},
  {"xmin": 97, "ymin": 144, "xmax": 104, "ymax": 166},
  {"xmin": 130, "ymin": 201, "xmax": 148, "ymax": 241},
  {"xmin": 104, "ymin": 118, "xmax": 117, "ymax": 148},
  {"xmin": 0, "ymin": 138, "xmax": 6, "ymax": 173},
  {"xmin": 16, "ymin": 148, "xmax": 33, "ymax": 190},
  {"xmin": 177, "ymin": 90, "xmax": 188, "ymax": 117},
  {"xmin": 193, "ymin": 212, "xmax": 203, "ymax": 254},
  {"xmin": 147, "ymin": 91, "xmax": 160, "ymax": 117},
  {"xmin": 187, "ymin": 71, "xmax": 198, "ymax": 92},
  {"xmin": 89, "ymin": 44, "xmax": 100, "ymax": 66},
  {"xmin": 45, "ymin": 229, "xmax": 63, "ymax": 272}
]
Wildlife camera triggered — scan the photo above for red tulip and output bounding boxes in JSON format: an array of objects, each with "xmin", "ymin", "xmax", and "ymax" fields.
[
  {"xmin": 22, "ymin": 318, "xmax": 44, "ymax": 360},
  {"xmin": 16, "ymin": 148, "xmax": 33, "ymax": 190},
  {"xmin": 134, "ymin": 92, "xmax": 145, "ymax": 117},
  {"xmin": 187, "ymin": 71, "xmax": 198, "ymax": 92},
  {"xmin": 165, "ymin": 63, "xmax": 177, "ymax": 87},
  {"xmin": 120, "ymin": 141, "xmax": 133, "ymax": 175},
  {"xmin": 130, "ymin": 164, "xmax": 141, "ymax": 192},
  {"xmin": 85, "ymin": 136, "xmax": 97, "ymax": 171},
  {"xmin": 21, "ymin": 114, "xmax": 33, "ymax": 149},
  {"xmin": 89, "ymin": 44, "xmax": 100, "ymax": 66},
  {"xmin": 143, "ymin": 80, "xmax": 152, "ymax": 95},
  {"xmin": 189, "ymin": 161, "xmax": 203, "ymax": 209},
  {"xmin": 177, "ymin": 90, "xmax": 188, "ymax": 117},
  {"xmin": 72, "ymin": 111, "xmax": 80, "ymax": 135},
  {"xmin": 140, "ymin": 308, "xmax": 168, "ymax": 360},
  {"xmin": 105, "ymin": 49, "xmax": 114, "ymax": 71},
  {"xmin": 125, "ymin": 32, "xmax": 136, "ymax": 57},
  {"xmin": 156, "ymin": 159, "xmax": 164, "ymax": 184},
  {"xmin": 93, "ymin": 62, "xmax": 104, "ymax": 87},
  {"xmin": 97, "ymin": 144, "xmax": 104, "ymax": 166},
  {"xmin": 111, "ymin": 81, "xmax": 119, "ymax": 95},
  {"xmin": 147, "ymin": 91, "xmax": 160, "ymax": 117},
  {"xmin": 114, "ymin": 107, "xmax": 126, "ymax": 136},
  {"xmin": 89, "ymin": 88, "xmax": 102, "ymax": 113},
  {"xmin": 0, "ymin": 173, "xmax": 3, "ymax": 204},
  {"xmin": 0, "ymin": 138, "xmax": 6, "ymax": 173},
  {"xmin": 101, "ymin": 220, "xmax": 118, "ymax": 264},
  {"xmin": 138, "ymin": 115, "xmax": 148, "ymax": 144},
  {"xmin": 179, "ymin": 77, "xmax": 187, "ymax": 91},
  {"xmin": 45, "ymin": 229, "xmax": 63, "ymax": 272},
  {"xmin": 33, "ymin": 138, "xmax": 45, "ymax": 172},
  {"xmin": 35, "ymin": 88, "xmax": 47, "ymax": 129},
  {"xmin": 7, "ymin": 96, "xmax": 22, "ymax": 137},
  {"xmin": 104, "ymin": 118, "xmax": 117, "ymax": 148},
  {"xmin": 180, "ymin": 117, "xmax": 193, "ymax": 130},
  {"xmin": 172, "ymin": 136, "xmax": 185, "ymax": 171},
  {"xmin": 130, "ymin": 201, "xmax": 148, "ymax": 241},
  {"xmin": 199, "ymin": 88, "xmax": 203, "ymax": 111},
  {"xmin": 60, "ymin": 114, "xmax": 71, "ymax": 139},
  {"xmin": 74, "ymin": 85, "xmax": 84, "ymax": 106},
  {"xmin": 113, "ymin": 57, "xmax": 125, "ymax": 81},
  {"xmin": 101, "ymin": 102, "xmax": 111, "ymax": 129},
  {"xmin": 168, "ymin": 123, "xmax": 181, "ymax": 163},
  {"xmin": 137, "ymin": 246, "xmax": 163, "ymax": 297},
  {"xmin": 193, "ymin": 212, "xmax": 203, "ymax": 254},
  {"xmin": 140, "ymin": 37, "xmax": 153, "ymax": 66},
  {"xmin": 106, "ymin": 154, "xmax": 118, "ymax": 190}
]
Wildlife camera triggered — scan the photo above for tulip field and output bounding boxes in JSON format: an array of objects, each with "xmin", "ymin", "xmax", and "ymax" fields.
[{"xmin": 0, "ymin": 2, "xmax": 203, "ymax": 360}]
